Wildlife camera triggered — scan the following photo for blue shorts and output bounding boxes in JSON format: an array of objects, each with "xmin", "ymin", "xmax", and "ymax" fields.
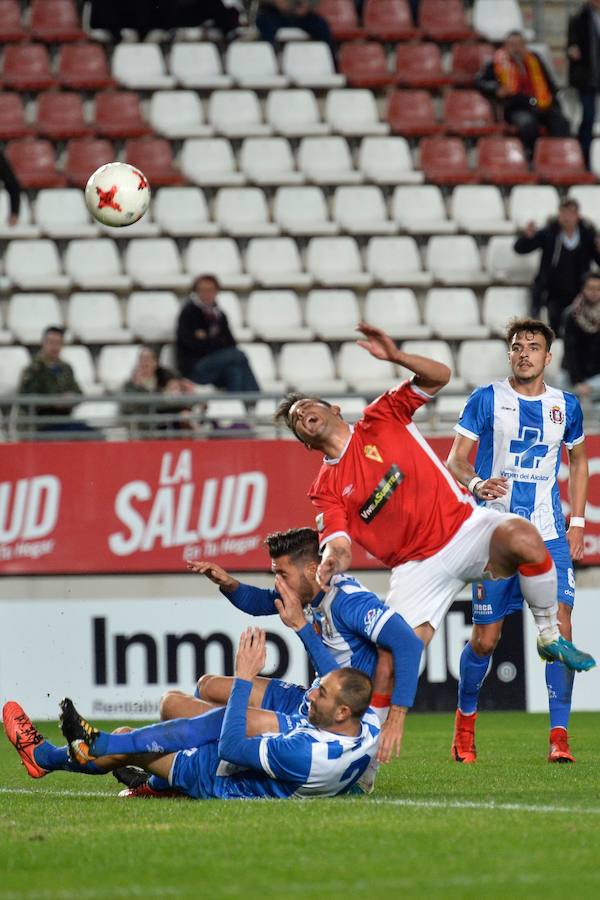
[
  {"xmin": 170, "ymin": 741, "xmax": 220, "ymax": 800},
  {"xmin": 472, "ymin": 537, "xmax": 575, "ymax": 624},
  {"xmin": 261, "ymin": 678, "xmax": 308, "ymax": 717}
]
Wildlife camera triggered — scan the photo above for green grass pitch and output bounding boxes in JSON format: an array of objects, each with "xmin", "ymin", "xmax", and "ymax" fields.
[{"xmin": 1, "ymin": 711, "xmax": 600, "ymax": 899}]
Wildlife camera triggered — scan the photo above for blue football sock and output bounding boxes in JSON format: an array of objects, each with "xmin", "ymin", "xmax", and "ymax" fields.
[
  {"xmin": 193, "ymin": 684, "xmax": 201, "ymax": 699},
  {"xmin": 148, "ymin": 774, "xmax": 171, "ymax": 792},
  {"xmin": 92, "ymin": 707, "xmax": 226, "ymax": 757},
  {"xmin": 546, "ymin": 660, "xmax": 574, "ymax": 730},
  {"xmin": 458, "ymin": 643, "xmax": 491, "ymax": 715},
  {"xmin": 34, "ymin": 741, "xmax": 103, "ymax": 775}
]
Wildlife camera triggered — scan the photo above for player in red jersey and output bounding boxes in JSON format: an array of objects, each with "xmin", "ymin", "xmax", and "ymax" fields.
[{"xmin": 275, "ymin": 322, "xmax": 595, "ymax": 758}]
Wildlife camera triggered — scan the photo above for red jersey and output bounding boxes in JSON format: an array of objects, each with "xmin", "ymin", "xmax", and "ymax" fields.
[{"xmin": 309, "ymin": 381, "xmax": 474, "ymax": 568}]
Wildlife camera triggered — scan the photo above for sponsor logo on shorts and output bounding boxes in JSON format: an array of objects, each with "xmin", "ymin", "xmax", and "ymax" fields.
[
  {"xmin": 359, "ymin": 465, "xmax": 404, "ymax": 523},
  {"xmin": 473, "ymin": 603, "xmax": 493, "ymax": 614},
  {"xmin": 364, "ymin": 607, "xmax": 384, "ymax": 637},
  {"xmin": 567, "ymin": 568, "xmax": 575, "ymax": 589},
  {"xmin": 549, "ymin": 405, "xmax": 564, "ymax": 425}
]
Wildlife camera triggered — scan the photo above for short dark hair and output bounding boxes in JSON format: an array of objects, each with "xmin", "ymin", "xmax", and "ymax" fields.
[
  {"xmin": 195, "ymin": 274, "xmax": 220, "ymax": 289},
  {"xmin": 265, "ymin": 527, "xmax": 320, "ymax": 564},
  {"xmin": 506, "ymin": 29, "xmax": 524, "ymax": 40},
  {"xmin": 582, "ymin": 270, "xmax": 600, "ymax": 285},
  {"xmin": 274, "ymin": 392, "xmax": 332, "ymax": 442},
  {"xmin": 559, "ymin": 197, "xmax": 580, "ymax": 211},
  {"xmin": 42, "ymin": 326, "xmax": 65, "ymax": 339},
  {"xmin": 505, "ymin": 318, "xmax": 555, "ymax": 351},
  {"xmin": 335, "ymin": 667, "xmax": 373, "ymax": 719}
]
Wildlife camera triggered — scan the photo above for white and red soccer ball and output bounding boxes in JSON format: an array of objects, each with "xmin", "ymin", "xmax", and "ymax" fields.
[{"xmin": 84, "ymin": 162, "xmax": 150, "ymax": 227}]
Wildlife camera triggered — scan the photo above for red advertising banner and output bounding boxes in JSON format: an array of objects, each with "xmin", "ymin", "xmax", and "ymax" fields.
[{"xmin": 1, "ymin": 436, "xmax": 599, "ymax": 574}]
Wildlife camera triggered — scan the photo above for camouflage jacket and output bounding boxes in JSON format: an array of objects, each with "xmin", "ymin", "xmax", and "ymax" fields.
[{"xmin": 19, "ymin": 354, "xmax": 82, "ymax": 415}]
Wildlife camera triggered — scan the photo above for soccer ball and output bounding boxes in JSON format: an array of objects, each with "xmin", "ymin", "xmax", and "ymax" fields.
[{"xmin": 84, "ymin": 162, "xmax": 150, "ymax": 227}]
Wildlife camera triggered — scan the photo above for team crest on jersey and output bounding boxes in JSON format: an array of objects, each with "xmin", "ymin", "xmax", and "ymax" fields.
[
  {"xmin": 364, "ymin": 607, "xmax": 384, "ymax": 637},
  {"xmin": 549, "ymin": 406, "xmax": 564, "ymax": 425},
  {"xmin": 363, "ymin": 444, "xmax": 383, "ymax": 463},
  {"xmin": 476, "ymin": 583, "xmax": 485, "ymax": 601}
]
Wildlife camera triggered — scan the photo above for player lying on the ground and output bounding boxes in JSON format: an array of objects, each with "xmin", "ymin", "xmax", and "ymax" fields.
[
  {"xmin": 4, "ymin": 629, "xmax": 380, "ymax": 800},
  {"xmin": 273, "ymin": 321, "xmax": 595, "ymax": 716},
  {"xmin": 447, "ymin": 317, "xmax": 590, "ymax": 764}
]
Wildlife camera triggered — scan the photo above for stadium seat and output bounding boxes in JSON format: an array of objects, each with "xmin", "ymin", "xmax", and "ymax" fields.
[
  {"xmin": 180, "ymin": 138, "xmax": 245, "ymax": 186},
  {"xmin": 279, "ymin": 342, "xmax": 347, "ymax": 394},
  {"xmin": 266, "ymin": 89, "xmax": 329, "ymax": 137},
  {"xmin": 298, "ymin": 136, "xmax": 362, "ymax": 184},
  {"xmin": 333, "ymin": 186, "xmax": 396, "ymax": 235},
  {"xmin": 545, "ymin": 337, "xmax": 564, "ymax": 381},
  {"xmin": 364, "ymin": 0, "xmax": 419, "ymax": 40},
  {"xmin": 365, "ymin": 289, "xmax": 432, "ymax": 339},
  {"xmin": 533, "ymin": 138, "xmax": 596, "ymax": 185},
  {"xmin": 68, "ymin": 292, "xmax": 132, "ymax": 343},
  {"xmin": 169, "ymin": 42, "xmax": 233, "ymax": 89},
  {"xmin": 451, "ymin": 41, "xmax": 494, "ymax": 87},
  {"xmin": 426, "ymin": 236, "xmax": 490, "ymax": 285},
  {"xmin": 71, "ymin": 400, "xmax": 120, "ymax": 428},
  {"xmin": 36, "ymin": 92, "xmax": 90, "ymax": 140},
  {"xmin": 97, "ymin": 344, "xmax": 142, "ymax": 393},
  {"xmin": 238, "ymin": 343, "xmax": 285, "ymax": 392},
  {"xmin": 205, "ymin": 398, "xmax": 248, "ymax": 426},
  {"xmin": 124, "ymin": 239, "xmax": 191, "ymax": 290},
  {"xmin": 424, "ymin": 289, "xmax": 489, "ymax": 339},
  {"xmin": 65, "ymin": 238, "xmax": 132, "ymax": 291},
  {"xmin": 482, "ymin": 286, "xmax": 529, "ymax": 336},
  {"xmin": 112, "ymin": 44, "xmax": 174, "ymax": 90},
  {"xmin": 7, "ymin": 293, "xmax": 63, "ymax": 344},
  {"xmin": 326, "ymin": 89, "xmax": 388, "ymax": 136},
  {"xmin": 149, "ymin": 91, "xmax": 213, "ymax": 139},
  {"xmin": 321, "ymin": 396, "xmax": 367, "ymax": 422},
  {"xmin": 216, "ymin": 292, "xmax": 253, "ymax": 342},
  {"xmin": 57, "ymin": 43, "xmax": 114, "ymax": 90},
  {"xmin": 485, "ymin": 236, "xmax": 541, "ymax": 284},
  {"xmin": 64, "ymin": 138, "xmax": 115, "ymax": 189},
  {"xmin": 184, "ymin": 238, "xmax": 252, "ymax": 290},
  {"xmin": 0, "ymin": 347, "xmax": 31, "ymax": 395},
  {"xmin": 443, "ymin": 90, "xmax": 500, "ymax": 137},
  {"xmin": 387, "ymin": 90, "xmax": 442, "ymax": 137},
  {"xmin": 0, "ymin": 192, "xmax": 38, "ymax": 239},
  {"xmin": 391, "ymin": 185, "xmax": 457, "ymax": 234},
  {"xmin": 30, "ymin": 0, "xmax": 84, "ymax": 42},
  {"xmin": 281, "ymin": 42, "xmax": 345, "ymax": 89},
  {"xmin": 307, "ymin": 237, "xmax": 372, "ymax": 288},
  {"xmin": 451, "ymin": 185, "xmax": 515, "ymax": 234},
  {"xmin": 225, "ymin": 42, "xmax": 287, "ymax": 89},
  {"xmin": 126, "ymin": 292, "xmax": 180, "ymax": 343},
  {"xmin": 358, "ymin": 136, "xmax": 424, "ymax": 185},
  {"xmin": 434, "ymin": 394, "xmax": 470, "ymax": 422},
  {"xmin": 306, "ymin": 290, "xmax": 360, "ymax": 340},
  {"xmin": 240, "ymin": 137, "xmax": 304, "ymax": 185},
  {"xmin": 0, "ymin": 303, "xmax": 14, "ymax": 344},
  {"xmin": 5, "ymin": 240, "xmax": 71, "ymax": 291},
  {"xmin": 0, "ymin": 92, "xmax": 33, "ymax": 140},
  {"xmin": 0, "ymin": 0, "xmax": 26, "ymax": 42},
  {"xmin": 208, "ymin": 90, "xmax": 271, "ymax": 138},
  {"xmin": 2, "ymin": 44, "xmax": 56, "ymax": 90},
  {"xmin": 125, "ymin": 138, "xmax": 184, "ymax": 186},
  {"xmin": 568, "ymin": 185, "xmax": 600, "ymax": 228},
  {"xmin": 95, "ymin": 91, "xmax": 151, "ymax": 139},
  {"xmin": 420, "ymin": 136, "xmax": 478, "ymax": 185},
  {"xmin": 61, "ymin": 345, "xmax": 101, "ymax": 395},
  {"xmin": 247, "ymin": 291, "xmax": 312, "ymax": 341},
  {"xmin": 366, "ymin": 236, "xmax": 432, "ymax": 286},
  {"xmin": 153, "ymin": 187, "xmax": 218, "ymax": 237},
  {"xmin": 339, "ymin": 43, "xmax": 394, "ymax": 89},
  {"xmin": 477, "ymin": 137, "xmax": 537, "ymax": 185},
  {"xmin": 457, "ymin": 339, "xmax": 509, "ymax": 388},
  {"xmin": 34, "ymin": 189, "xmax": 98, "ymax": 238},
  {"xmin": 419, "ymin": 0, "xmax": 474, "ymax": 41},
  {"xmin": 400, "ymin": 339, "xmax": 462, "ymax": 388},
  {"xmin": 472, "ymin": 0, "xmax": 524, "ymax": 43},
  {"xmin": 508, "ymin": 185, "xmax": 560, "ymax": 230},
  {"xmin": 337, "ymin": 342, "xmax": 396, "ymax": 394},
  {"xmin": 273, "ymin": 186, "xmax": 339, "ymax": 236},
  {"xmin": 6, "ymin": 139, "xmax": 65, "ymax": 188},
  {"xmin": 395, "ymin": 43, "xmax": 450, "ymax": 89},
  {"xmin": 319, "ymin": 0, "xmax": 365, "ymax": 40},
  {"xmin": 246, "ymin": 237, "xmax": 312, "ymax": 289},
  {"xmin": 215, "ymin": 188, "xmax": 279, "ymax": 237}
]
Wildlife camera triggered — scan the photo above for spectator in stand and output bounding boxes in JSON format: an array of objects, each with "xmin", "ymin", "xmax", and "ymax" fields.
[
  {"xmin": 568, "ymin": 0, "xmax": 600, "ymax": 169},
  {"xmin": 256, "ymin": 1, "xmax": 337, "ymax": 64},
  {"xmin": 90, "ymin": 0, "xmax": 241, "ymax": 41},
  {"xmin": 176, "ymin": 275, "xmax": 259, "ymax": 393},
  {"xmin": 514, "ymin": 197, "xmax": 600, "ymax": 334},
  {"xmin": 122, "ymin": 345, "xmax": 201, "ymax": 433},
  {"xmin": 476, "ymin": 31, "xmax": 570, "ymax": 156},
  {"xmin": 562, "ymin": 270, "xmax": 600, "ymax": 397},
  {"xmin": 0, "ymin": 149, "xmax": 21, "ymax": 226}
]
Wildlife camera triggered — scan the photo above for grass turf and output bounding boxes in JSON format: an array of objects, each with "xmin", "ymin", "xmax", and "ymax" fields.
[{"xmin": 1, "ymin": 711, "xmax": 600, "ymax": 899}]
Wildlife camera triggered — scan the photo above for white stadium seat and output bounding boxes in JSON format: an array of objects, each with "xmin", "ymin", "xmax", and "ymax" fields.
[
  {"xmin": 325, "ymin": 90, "xmax": 388, "ymax": 136},
  {"xmin": 400, "ymin": 339, "xmax": 463, "ymax": 390},
  {"xmin": 306, "ymin": 290, "xmax": 360, "ymax": 340},
  {"xmin": 34, "ymin": 189, "xmax": 98, "ymax": 239},
  {"xmin": 0, "ymin": 301, "xmax": 11, "ymax": 344},
  {"xmin": 5, "ymin": 240, "xmax": 71, "ymax": 291},
  {"xmin": 127, "ymin": 291, "xmax": 180, "ymax": 342},
  {"xmin": 338, "ymin": 342, "xmax": 396, "ymax": 394},
  {"xmin": 282, "ymin": 42, "xmax": 345, "ymax": 89},
  {"xmin": 68, "ymin": 292, "xmax": 132, "ymax": 343},
  {"xmin": 208, "ymin": 90, "xmax": 271, "ymax": 138},
  {"xmin": 184, "ymin": 238, "xmax": 252, "ymax": 290},
  {"xmin": 217, "ymin": 291, "xmax": 254, "ymax": 342},
  {"xmin": 569, "ymin": 185, "xmax": 600, "ymax": 228},
  {"xmin": 424, "ymin": 289, "xmax": 490, "ymax": 339},
  {"xmin": 0, "ymin": 346, "xmax": 31, "ymax": 394},
  {"xmin": 297, "ymin": 136, "xmax": 362, "ymax": 184},
  {"xmin": 240, "ymin": 137, "xmax": 304, "ymax": 186},
  {"xmin": 266, "ymin": 89, "xmax": 329, "ymax": 137},
  {"xmin": 392, "ymin": 185, "xmax": 457, "ymax": 235},
  {"xmin": 238, "ymin": 342, "xmax": 285, "ymax": 392},
  {"xmin": 485, "ymin": 236, "xmax": 541, "ymax": 284},
  {"xmin": 124, "ymin": 238, "xmax": 191, "ymax": 290},
  {"xmin": 71, "ymin": 400, "xmax": 120, "ymax": 428},
  {"xmin": 472, "ymin": 0, "xmax": 525, "ymax": 42},
  {"xmin": 306, "ymin": 237, "xmax": 372, "ymax": 288},
  {"xmin": 180, "ymin": 138, "xmax": 245, "ymax": 186},
  {"xmin": 61, "ymin": 345, "xmax": 99, "ymax": 394},
  {"xmin": 0, "ymin": 192, "xmax": 39, "ymax": 239},
  {"xmin": 435, "ymin": 394, "xmax": 470, "ymax": 422},
  {"xmin": 546, "ymin": 338, "xmax": 564, "ymax": 381},
  {"xmin": 332, "ymin": 186, "xmax": 397, "ymax": 235},
  {"xmin": 247, "ymin": 291, "xmax": 312, "ymax": 341},
  {"xmin": 482, "ymin": 287, "xmax": 530, "ymax": 336},
  {"xmin": 457, "ymin": 339, "xmax": 510, "ymax": 388},
  {"xmin": 214, "ymin": 188, "xmax": 279, "ymax": 237},
  {"xmin": 279, "ymin": 342, "xmax": 347, "ymax": 394},
  {"xmin": 358, "ymin": 137, "xmax": 424, "ymax": 185},
  {"xmin": 112, "ymin": 44, "xmax": 175, "ymax": 89},
  {"xmin": 364, "ymin": 289, "xmax": 432, "ymax": 339},
  {"xmin": 273, "ymin": 186, "xmax": 338, "ymax": 236},
  {"xmin": 366, "ymin": 237, "xmax": 432, "ymax": 286},
  {"xmin": 205, "ymin": 398, "xmax": 248, "ymax": 422},
  {"xmin": 97, "ymin": 344, "xmax": 142, "ymax": 392},
  {"xmin": 451, "ymin": 186, "xmax": 515, "ymax": 235},
  {"xmin": 153, "ymin": 187, "xmax": 219, "ymax": 237},
  {"xmin": 225, "ymin": 42, "xmax": 287, "ymax": 89},
  {"xmin": 65, "ymin": 238, "xmax": 131, "ymax": 291},
  {"xmin": 246, "ymin": 237, "xmax": 312, "ymax": 289},
  {"xmin": 324, "ymin": 395, "xmax": 367, "ymax": 421},
  {"xmin": 149, "ymin": 91, "xmax": 213, "ymax": 139},
  {"xmin": 508, "ymin": 185, "xmax": 560, "ymax": 229},
  {"xmin": 8, "ymin": 293, "xmax": 63, "ymax": 344},
  {"xmin": 169, "ymin": 43, "xmax": 233, "ymax": 90},
  {"xmin": 426, "ymin": 236, "xmax": 490, "ymax": 286}
]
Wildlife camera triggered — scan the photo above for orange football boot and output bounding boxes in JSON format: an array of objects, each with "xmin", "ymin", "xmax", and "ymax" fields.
[
  {"xmin": 2, "ymin": 701, "xmax": 48, "ymax": 778},
  {"xmin": 451, "ymin": 709, "xmax": 477, "ymax": 763},
  {"xmin": 548, "ymin": 727, "xmax": 575, "ymax": 763}
]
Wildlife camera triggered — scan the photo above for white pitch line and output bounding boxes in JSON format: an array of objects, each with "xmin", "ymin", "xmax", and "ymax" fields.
[{"xmin": 0, "ymin": 786, "xmax": 116, "ymax": 799}]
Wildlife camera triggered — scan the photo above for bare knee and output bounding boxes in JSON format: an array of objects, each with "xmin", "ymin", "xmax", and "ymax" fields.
[
  {"xmin": 471, "ymin": 624, "xmax": 502, "ymax": 657},
  {"xmin": 111, "ymin": 726, "xmax": 133, "ymax": 734},
  {"xmin": 159, "ymin": 690, "xmax": 186, "ymax": 721},
  {"xmin": 491, "ymin": 519, "xmax": 545, "ymax": 575},
  {"xmin": 196, "ymin": 673, "xmax": 217, "ymax": 702}
]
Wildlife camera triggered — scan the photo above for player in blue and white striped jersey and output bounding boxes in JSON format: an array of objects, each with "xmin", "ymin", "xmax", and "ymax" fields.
[{"xmin": 447, "ymin": 317, "xmax": 592, "ymax": 764}]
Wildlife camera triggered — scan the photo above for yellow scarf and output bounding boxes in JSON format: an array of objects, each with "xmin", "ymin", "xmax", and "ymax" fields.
[{"xmin": 493, "ymin": 49, "xmax": 553, "ymax": 110}]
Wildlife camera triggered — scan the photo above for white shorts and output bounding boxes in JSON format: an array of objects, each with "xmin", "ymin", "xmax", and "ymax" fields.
[{"xmin": 386, "ymin": 506, "xmax": 519, "ymax": 630}]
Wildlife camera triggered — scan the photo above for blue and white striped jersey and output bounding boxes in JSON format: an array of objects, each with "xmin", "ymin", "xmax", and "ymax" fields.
[{"xmin": 455, "ymin": 379, "xmax": 584, "ymax": 540}]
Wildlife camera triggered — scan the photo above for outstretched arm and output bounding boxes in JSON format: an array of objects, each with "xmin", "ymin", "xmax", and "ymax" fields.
[
  {"xmin": 187, "ymin": 560, "xmax": 278, "ymax": 616},
  {"xmin": 218, "ymin": 629, "xmax": 267, "ymax": 769},
  {"xmin": 356, "ymin": 321, "xmax": 451, "ymax": 396}
]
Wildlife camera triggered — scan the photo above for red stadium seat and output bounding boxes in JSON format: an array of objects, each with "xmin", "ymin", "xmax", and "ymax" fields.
[
  {"xmin": 319, "ymin": 0, "xmax": 365, "ymax": 40},
  {"xmin": 30, "ymin": 0, "xmax": 85, "ymax": 42},
  {"xmin": 6, "ymin": 138, "xmax": 66, "ymax": 187},
  {"xmin": 0, "ymin": 93, "xmax": 34, "ymax": 139},
  {"xmin": 477, "ymin": 137, "xmax": 538, "ymax": 185},
  {"xmin": 2, "ymin": 43, "xmax": 56, "ymax": 90},
  {"xmin": 419, "ymin": 0, "xmax": 475, "ymax": 42},
  {"xmin": 57, "ymin": 43, "xmax": 115, "ymax": 90},
  {"xmin": 533, "ymin": 138, "xmax": 597, "ymax": 185},
  {"xmin": 339, "ymin": 43, "xmax": 394, "ymax": 88},
  {"xmin": 37, "ymin": 91, "xmax": 90, "ymax": 140},
  {"xmin": 395, "ymin": 43, "xmax": 451, "ymax": 89},
  {"xmin": 451, "ymin": 41, "xmax": 494, "ymax": 86},
  {"xmin": 0, "ymin": 0, "xmax": 27, "ymax": 42},
  {"xmin": 420, "ymin": 136, "xmax": 479, "ymax": 185},
  {"xmin": 364, "ymin": 0, "xmax": 420, "ymax": 41},
  {"xmin": 125, "ymin": 138, "xmax": 185, "ymax": 186},
  {"xmin": 443, "ymin": 89, "xmax": 501, "ymax": 136},
  {"xmin": 65, "ymin": 137, "xmax": 115, "ymax": 188},
  {"xmin": 387, "ymin": 90, "xmax": 443, "ymax": 137},
  {"xmin": 95, "ymin": 91, "xmax": 152, "ymax": 139}
]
